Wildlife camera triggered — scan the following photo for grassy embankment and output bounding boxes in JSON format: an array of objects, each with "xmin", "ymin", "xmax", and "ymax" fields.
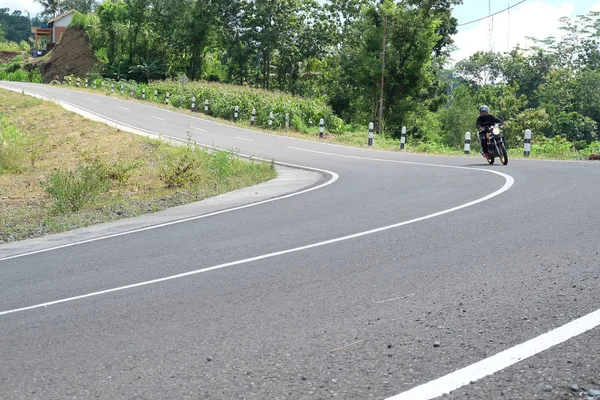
[{"xmin": 0, "ymin": 89, "xmax": 276, "ymax": 243}]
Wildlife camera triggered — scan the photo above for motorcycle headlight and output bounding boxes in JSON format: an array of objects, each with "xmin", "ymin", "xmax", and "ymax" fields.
[{"xmin": 492, "ymin": 127, "xmax": 501, "ymax": 136}]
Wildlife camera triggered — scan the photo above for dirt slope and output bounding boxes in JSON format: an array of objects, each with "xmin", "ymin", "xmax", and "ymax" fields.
[
  {"xmin": 29, "ymin": 28, "xmax": 97, "ymax": 82},
  {"xmin": 0, "ymin": 51, "xmax": 20, "ymax": 64}
]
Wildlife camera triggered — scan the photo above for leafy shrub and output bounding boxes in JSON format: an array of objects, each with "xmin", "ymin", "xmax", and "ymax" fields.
[
  {"xmin": 551, "ymin": 111, "xmax": 598, "ymax": 143},
  {"xmin": 0, "ymin": 117, "xmax": 26, "ymax": 173},
  {"xmin": 19, "ymin": 40, "xmax": 30, "ymax": 52},
  {"xmin": 43, "ymin": 164, "xmax": 111, "ymax": 213},
  {"xmin": 106, "ymin": 160, "xmax": 138, "ymax": 184},
  {"xmin": 157, "ymin": 144, "xmax": 204, "ymax": 189}
]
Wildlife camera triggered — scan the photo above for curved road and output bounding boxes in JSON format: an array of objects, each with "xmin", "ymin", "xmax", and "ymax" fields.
[{"xmin": 1, "ymin": 82, "xmax": 599, "ymax": 399}]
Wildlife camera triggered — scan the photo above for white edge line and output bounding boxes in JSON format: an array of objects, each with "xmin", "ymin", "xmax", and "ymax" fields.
[
  {"xmin": 0, "ymin": 87, "xmax": 338, "ymax": 262},
  {"xmin": 0, "ymin": 171, "xmax": 512, "ymax": 317},
  {"xmin": 235, "ymin": 136, "xmax": 254, "ymax": 142},
  {"xmin": 150, "ymin": 115, "xmax": 165, "ymax": 121},
  {"xmin": 2, "ymin": 83, "xmax": 598, "ymax": 397},
  {"xmin": 287, "ymin": 148, "xmax": 600, "ymax": 400},
  {"xmin": 117, "ymin": 106, "xmax": 130, "ymax": 111},
  {"xmin": 386, "ymin": 308, "xmax": 600, "ymax": 400},
  {"xmin": 0, "ymin": 84, "xmax": 515, "ymax": 322},
  {"xmin": 190, "ymin": 126, "xmax": 207, "ymax": 132}
]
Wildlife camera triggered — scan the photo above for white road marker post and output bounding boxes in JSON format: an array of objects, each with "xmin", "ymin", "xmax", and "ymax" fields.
[
  {"xmin": 165, "ymin": 92, "xmax": 170, "ymax": 105},
  {"xmin": 524, "ymin": 129, "xmax": 532, "ymax": 157},
  {"xmin": 251, "ymin": 108, "xmax": 256, "ymax": 126},
  {"xmin": 269, "ymin": 111, "xmax": 274, "ymax": 130},
  {"xmin": 234, "ymin": 106, "xmax": 239, "ymax": 122},
  {"xmin": 319, "ymin": 118, "xmax": 325, "ymax": 139},
  {"xmin": 464, "ymin": 131, "xmax": 471, "ymax": 154},
  {"xmin": 142, "ymin": 88, "xmax": 146, "ymax": 100},
  {"xmin": 400, "ymin": 126, "xmax": 407, "ymax": 150},
  {"xmin": 191, "ymin": 96, "xmax": 196, "ymax": 112},
  {"xmin": 368, "ymin": 122, "xmax": 374, "ymax": 146},
  {"xmin": 285, "ymin": 113, "xmax": 289, "ymax": 132}
]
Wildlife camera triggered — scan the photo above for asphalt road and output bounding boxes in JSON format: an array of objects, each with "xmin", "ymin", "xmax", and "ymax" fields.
[{"xmin": 1, "ymin": 82, "xmax": 599, "ymax": 400}]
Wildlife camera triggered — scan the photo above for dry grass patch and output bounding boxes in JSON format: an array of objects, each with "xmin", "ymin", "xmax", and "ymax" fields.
[{"xmin": 0, "ymin": 89, "xmax": 276, "ymax": 243}]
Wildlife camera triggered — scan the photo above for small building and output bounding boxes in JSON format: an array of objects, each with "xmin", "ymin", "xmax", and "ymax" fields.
[{"xmin": 31, "ymin": 10, "xmax": 76, "ymax": 56}]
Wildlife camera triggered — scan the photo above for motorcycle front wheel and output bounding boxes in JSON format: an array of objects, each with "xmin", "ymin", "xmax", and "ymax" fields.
[
  {"xmin": 487, "ymin": 157, "xmax": 495, "ymax": 165},
  {"xmin": 500, "ymin": 144, "xmax": 509, "ymax": 165}
]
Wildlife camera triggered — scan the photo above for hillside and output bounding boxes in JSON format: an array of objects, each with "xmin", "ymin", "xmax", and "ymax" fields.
[{"xmin": 28, "ymin": 28, "xmax": 97, "ymax": 82}]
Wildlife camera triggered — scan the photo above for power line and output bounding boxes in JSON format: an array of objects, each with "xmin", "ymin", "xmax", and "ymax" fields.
[{"xmin": 458, "ymin": 0, "xmax": 527, "ymax": 27}]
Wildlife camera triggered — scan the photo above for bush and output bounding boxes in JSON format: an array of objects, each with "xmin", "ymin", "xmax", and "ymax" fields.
[
  {"xmin": 551, "ymin": 111, "xmax": 598, "ymax": 143},
  {"xmin": 146, "ymin": 79, "xmax": 336, "ymax": 132},
  {"xmin": 0, "ymin": 117, "xmax": 26, "ymax": 173},
  {"xmin": 106, "ymin": 160, "xmax": 138, "ymax": 184},
  {"xmin": 19, "ymin": 40, "xmax": 30, "ymax": 52},
  {"xmin": 157, "ymin": 144, "xmax": 204, "ymax": 189},
  {"xmin": 43, "ymin": 163, "xmax": 111, "ymax": 213}
]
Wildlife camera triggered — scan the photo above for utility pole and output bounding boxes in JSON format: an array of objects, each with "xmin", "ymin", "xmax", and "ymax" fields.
[
  {"xmin": 488, "ymin": 0, "xmax": 494, "ymax": 52},
  {"xmin": 379, "ymin": 15, "xmax": 387, "ymax": 135}
]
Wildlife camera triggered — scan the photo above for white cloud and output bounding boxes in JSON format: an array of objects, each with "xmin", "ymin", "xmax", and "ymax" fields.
[
  {"xmin": 451, "ymin": 1, "xmax": 576, "ymax": 63},
  {"xmin": 590, "ymin": 1, "xmax": 600, "ymax": 12},
  {"xmin": 2, "ymin": 0, "xmax": 44, "ymax": 16}
]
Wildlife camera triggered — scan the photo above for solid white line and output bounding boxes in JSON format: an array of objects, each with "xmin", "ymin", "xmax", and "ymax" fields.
[
  {"xmin": 0, "ymin": 87, "xmax": 340, "ymax": 262},
  {"xmin": 0, "ymin": 168, "xmax": 512, "ymax": 316},
  {"xmin": 151, "ymin": 116, "xmax": 165, "ymax": 121},
  {"xmin": 0, "ymin": 164, "xmax": 337, "ymax": 262},
  {"xmin": 235, "ymin": 136, "xmax": 254, "ymax": 142},
  {"xmin": 117, "ymin": 106, "xmax": 130, "ymax": 111},
  {"xmin": 288, "ymin": 146, "xmax": 512, "ymax": 179},
  {"xmin": 387, "ymin": 308, "xmax": 600, "ymax": 400},
  {"xmin": 190, "ymin": 126, "xmax": 207, "ymax": 132}
]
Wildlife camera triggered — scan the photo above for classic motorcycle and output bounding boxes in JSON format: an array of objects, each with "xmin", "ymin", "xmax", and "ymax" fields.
[{"xmin": 479, "ymin": 123, "xmax": 508, "ymax": 165}]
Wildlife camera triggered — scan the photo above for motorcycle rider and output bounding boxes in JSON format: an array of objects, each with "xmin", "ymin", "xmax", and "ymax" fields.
[{"xmin": 476, "ymin": 105, "xmax": 504, "ymax": 158}]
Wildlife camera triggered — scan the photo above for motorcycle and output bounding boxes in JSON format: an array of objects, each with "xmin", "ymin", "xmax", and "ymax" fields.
[{"xmin": 479, "ymin": 123, "xmax": 508, "ymax": 165}]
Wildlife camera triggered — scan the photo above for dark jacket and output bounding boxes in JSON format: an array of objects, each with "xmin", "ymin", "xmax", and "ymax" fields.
[{"xmin": 476, "ymin": 114, "xmax": 504, "ymax": 130}]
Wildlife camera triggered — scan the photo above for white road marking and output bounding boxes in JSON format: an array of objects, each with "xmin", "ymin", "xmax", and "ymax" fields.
[
  {"xmin": 3, "ymin": 83, "xmax": 598, "ymax": 395},
  {"xmin": 0, "ymin": 163, "xmax": 337, "ymax": 262},
  {"xmin": 0, "ymin": 165, "xmax": 512, "ymax": 316},
  {"xmin": 288, "ymin": 146, "xmax": 512, "ymax": 180},
  {"xmin": 387, "ymin": 308, "xmax": 600, "ymax": 400},
  {"xmin": 375, "ymin": 293, "xmax": 415, "ymax": 304},
  {"xmin": 190, "ymin": 126, "xmax": 207, "ymax": 132},
  {"xmin": 86, "ymin": 98, "xmax": 98, "ymax": 102},
  {"xmin": 117, "ymin": 106, "xmax": 130, "ymax": 111},
  {"xmin": 235, "ymin": 136, "xmax": 254, "ymax": 142},
  {"xmin": 151, "ymin": 116, "xmax": 165, "ymax": 121}
]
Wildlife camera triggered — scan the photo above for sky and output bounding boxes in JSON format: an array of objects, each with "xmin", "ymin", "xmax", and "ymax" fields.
[
  {"xmin": 5, "ymin": 0, "xmax": 600, "ymax": 63},
  {"xmin": 2, "ymin": 0, "xmax": 43, "ymax": 17},
  {"xmin": 451, "ymin": 0, "xmax": 600, "ymax": 62}
]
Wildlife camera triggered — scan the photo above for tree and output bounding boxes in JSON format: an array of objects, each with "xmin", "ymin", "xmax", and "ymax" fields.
[
  {"xmin": 0, "ymin": 9, "xmax": 32, "ymax": 43},
  {"xmin": 455, "ymin": 51, "xmax": 502, "ymax": 87}
]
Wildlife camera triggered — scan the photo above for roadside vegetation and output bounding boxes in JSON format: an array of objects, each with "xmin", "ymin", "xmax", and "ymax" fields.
[
  {"xmin": 0, "ymin": 89, "xmax": 276, "ymax": 243},
  {"xmin": 2, "ymin": 2, "xmax": 600, "ymax": 160}
]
